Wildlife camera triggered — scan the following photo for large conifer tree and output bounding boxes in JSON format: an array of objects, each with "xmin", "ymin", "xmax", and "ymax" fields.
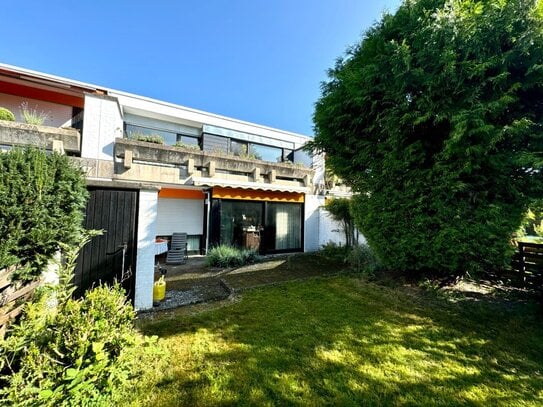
[{"xmin": 312, "ymin": 0, "xmax": 543, "ymax": 275}]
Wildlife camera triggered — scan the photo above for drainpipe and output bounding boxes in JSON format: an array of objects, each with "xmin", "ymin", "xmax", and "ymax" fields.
[{"xmin": 204, "ymin": 188, "xmax": 211, "ymax": 255}]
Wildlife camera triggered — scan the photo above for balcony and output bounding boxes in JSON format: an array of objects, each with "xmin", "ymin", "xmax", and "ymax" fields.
[
  {"xmin": 0, "ymin": 120, "xmax": 80, "ymax": 154},
  {"xmin": 113, "ymin": 138, "xmax": 314, "ymax": 191}
]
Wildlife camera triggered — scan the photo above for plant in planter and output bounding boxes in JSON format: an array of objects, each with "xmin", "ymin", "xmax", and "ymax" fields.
[
  {"xmin": 0, "ymin": 107, "xmax": 15, "ymax": 121},
  {"xmin": 173, "ymin": 141, "xmax": 200, "ymax": 151},
  {"xmin": 128, "ymin": 131, "xmax": 164, "ymax": 145},
  {"xmin": 20, "ymin": 101, "xmax": 51, "ymax": 125}
]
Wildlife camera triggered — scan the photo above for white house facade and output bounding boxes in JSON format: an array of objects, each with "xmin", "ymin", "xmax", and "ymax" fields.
[{"xmin": 0, "ymin": 63, "xmax": 351, "ymax": 310}]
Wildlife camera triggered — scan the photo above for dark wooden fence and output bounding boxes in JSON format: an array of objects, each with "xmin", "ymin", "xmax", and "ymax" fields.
[
  {"xmin": 0, "ymin": 266, "xmax": 40, "ymax": 338},
  {"xmin": 513, "ymin": 242, "xmax": 543, "ymax": 286}
]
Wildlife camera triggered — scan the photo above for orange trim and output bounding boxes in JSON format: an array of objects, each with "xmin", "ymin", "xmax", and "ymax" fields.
[
  {"xmin": 159, "ymin": 188, "xmax": 205, "ymax": 199},
  {"xmin": 212, "ymin": 187, "xmax": 304, "ymax": 203},
  {"xmin": 0, "ymin": 81, "xmax": 84, "ymax": 108}
]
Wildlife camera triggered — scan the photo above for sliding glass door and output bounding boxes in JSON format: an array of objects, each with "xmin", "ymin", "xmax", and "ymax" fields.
[
  {"xmin": 266, "ymin": 202, "xmax": 302, "ymax": 251},
  {"xmin": 213, "ymin": 199, "xmax": 303, "ymax": 253}
]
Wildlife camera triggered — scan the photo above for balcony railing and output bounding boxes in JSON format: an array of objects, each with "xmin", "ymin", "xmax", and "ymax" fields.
[
  {"xmin": 0, "ymin": 120, "xmax": 80, "ymax": 154},
  {"xmin": 113, "ymin": 137, "xmax": 313, "ymax": 190}
]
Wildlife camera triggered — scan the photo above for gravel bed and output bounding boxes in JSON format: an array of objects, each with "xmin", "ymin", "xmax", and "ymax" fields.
[{"xmin": 151, "ymin": 282, "xmax": 230, "ymax": 311}]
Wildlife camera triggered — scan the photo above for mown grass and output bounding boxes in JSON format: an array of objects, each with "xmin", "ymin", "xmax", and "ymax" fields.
[{"xmin": 132, "ymin": 276, "xmax": 543, "ymax": 406}]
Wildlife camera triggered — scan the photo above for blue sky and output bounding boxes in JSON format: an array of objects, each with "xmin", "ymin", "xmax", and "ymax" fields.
[{"xmin": 2, "ymin": 0, "xmax": 400, "ymax": 136}]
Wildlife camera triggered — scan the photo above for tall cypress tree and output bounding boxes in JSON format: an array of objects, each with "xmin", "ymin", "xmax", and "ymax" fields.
[{"xmin": 311, "ymin": 0, "xmax": 543, "ymax": 275}]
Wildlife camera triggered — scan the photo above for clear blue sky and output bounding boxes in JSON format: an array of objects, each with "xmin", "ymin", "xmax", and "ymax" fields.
[{"xmin": 2, "ymin": 0, "xmax": 400, "ymax": 136}]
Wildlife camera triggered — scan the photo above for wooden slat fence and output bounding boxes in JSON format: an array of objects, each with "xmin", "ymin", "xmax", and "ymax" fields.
[
  {"xmin": 0, "ymin": 265, "xmax": 40, "ymax": 339},
  {"xmin": 513, "ymin": 242, "xmax": 543, "ymax": 287}
]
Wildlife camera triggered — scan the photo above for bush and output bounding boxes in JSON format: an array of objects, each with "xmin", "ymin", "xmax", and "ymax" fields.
[
  {"xmin": 173, "ymin": 141, "xmax": 200, "ymax": 151},
  {"xmin": 0, "ymin": 245, "xmax": 160, "ymax": 407},
  {"xmin": 324, "ymin": 199, "xmax": 358, "ymax": 248},
  {"xmin": 0, "ymin": 107, "xmax": 15, "ymax": 121},
  {"xmin": 206, "ymin": 245, "xmax": 261, "ymax": 268},
  {"xmin": 129, "ymin": 133, "xmax": 164, "ymax": 144},
  {"xmin": 319, "ymin": 242, "xmax": 351, "ymax": 263},
  {"xmin": 347, "ymin": 244, "xmax": 381, "ymax": 274},
  {"xmin": 0, "ymin": 148, "xmax": 88, "ymax": 282}
]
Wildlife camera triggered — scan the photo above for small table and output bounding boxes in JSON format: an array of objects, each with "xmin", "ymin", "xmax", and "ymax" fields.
[{"xmin": 154, "ymin": 239, "xmax": 169, "ymax": 255}]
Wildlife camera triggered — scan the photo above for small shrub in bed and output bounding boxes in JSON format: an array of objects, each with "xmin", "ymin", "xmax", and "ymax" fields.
[
  {"xmin": 319, "ymin": 242, "xmax": 350, "ymax": 263},
  {"xmin": 206, "ymin": 245, "xmax": 261, "ymax": 268},
  {"xmin": 347, "ymin": 244, "xmax": 381, "ymax": 274}
]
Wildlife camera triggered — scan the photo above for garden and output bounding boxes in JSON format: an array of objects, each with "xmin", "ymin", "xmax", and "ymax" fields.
[{"xmin": 1, "ymin": 0, "xmax": 543, "ymax": 405}]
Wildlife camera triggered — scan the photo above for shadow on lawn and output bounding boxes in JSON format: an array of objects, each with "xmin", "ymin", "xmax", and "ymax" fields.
[{"xmin": 139, "ymin": 277, "xmax": 543, "ymax": 406}]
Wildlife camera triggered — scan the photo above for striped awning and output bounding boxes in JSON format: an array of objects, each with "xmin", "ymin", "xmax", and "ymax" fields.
[{"xmin": 191, "ymin": 177, "xmax": 310, "ymax": 194}]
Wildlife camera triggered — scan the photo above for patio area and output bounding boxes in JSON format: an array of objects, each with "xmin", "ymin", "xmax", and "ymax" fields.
[{"xmin": 148, "ymin": 252, "xmax": 348, "ymax": 312}]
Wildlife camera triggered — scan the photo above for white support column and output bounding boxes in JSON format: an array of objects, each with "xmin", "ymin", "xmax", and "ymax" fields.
[{"xmin": 134, "ymin": 189, "xmax": 158, "ymax": 310}]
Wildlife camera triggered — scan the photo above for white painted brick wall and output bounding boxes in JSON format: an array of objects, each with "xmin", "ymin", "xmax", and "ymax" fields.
[
  {"xmin": 319, "ymin": 207, "xmax": 347, "ymax": 247},
  {"xmin": 134, "ymin": 190, "xmax": 158, "ymax": 310},
  {"xmin": 304, "ymin": 195, "xmax": 324, "ymax": 252},
  {"xmin": 81, "ymin": 94, "xmax": 123, "ymax": 160},
  {"xmin": 318, "ymin": 206, "xmax": 366, "ymax": 247}
]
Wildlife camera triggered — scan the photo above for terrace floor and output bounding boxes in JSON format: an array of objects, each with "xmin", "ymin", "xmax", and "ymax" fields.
[{"xmin": 147, "ymin": 253, "xmax": 349, "ymax": 312}]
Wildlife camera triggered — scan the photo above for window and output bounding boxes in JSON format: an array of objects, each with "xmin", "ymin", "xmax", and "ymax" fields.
[
  {"xmin": 178, "ymin": 134, "xmax": 199, "ymax": 146},
  {"xmin": 250, "ymin": 143, "xmax": 283, "ymax": 162},
  {"xmin": 230, "ymin": 140, "xmax": 249, "ymax": 157},
  {"xmin": 220, "ymin": 201, "xmax": 263, "ymax": 247},
  {"xmin": 125, "ymin": 124, "xmax": 201, "ymax": 148}
]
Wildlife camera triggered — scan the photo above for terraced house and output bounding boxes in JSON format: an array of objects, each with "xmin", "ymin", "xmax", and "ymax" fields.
[{"xmin": 0, "ymin": 63, "xmax": 350, "ymax": 309}]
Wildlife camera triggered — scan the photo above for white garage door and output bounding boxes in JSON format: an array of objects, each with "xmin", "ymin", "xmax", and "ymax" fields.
[{"xmin": 156, "ymin": 198, "xmax": 204, "ymax": 235}]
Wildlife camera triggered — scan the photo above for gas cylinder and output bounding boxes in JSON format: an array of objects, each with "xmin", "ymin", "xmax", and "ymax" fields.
[{"xmin": 153, "ymin": 275, "xmax": 166, "ymax": 302}]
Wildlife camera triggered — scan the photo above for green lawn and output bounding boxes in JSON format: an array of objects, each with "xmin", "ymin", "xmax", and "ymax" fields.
[{"xmin": 133, "ymin": 276, "xmax": 543, "ymax": 406}]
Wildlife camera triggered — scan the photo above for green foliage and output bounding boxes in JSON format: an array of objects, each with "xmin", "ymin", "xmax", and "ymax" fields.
[
  {"xmin": 319, "ymin": 241, "xmax": 351, "ymax": 263},
  {"xmin": 206, "ymin": 245, "xmax": 261, "ymax": 268},
  {"xmin": 324, "ymin": 198, "xmax": 358, "ymax": 247},
  {"xmin": 311, "ymin": 0, "xmax": 543, "ymax": 276},
  {"xmin": 319, "ymin": 242, "xmax": 381, "ymax": 274},
  {"xmin": 173, "ymin": 141, "xmax": 201, "ymax": 151},
  {"xmin": 0, "ymin": 107, "xmax": 15, "ymax": 121},
  {"xmin": 0, "ymin": 148, "xmax": 88, "ymax": 282},
  {"xmin": 0, "ymin": 242, "xmax": 161, "ymax": 407},
  {"xmin": 20, "ymin": 101, "xmax": 50, "ymax": 125},
  {"xmin": 346, "ymin": 244, "xmax": 381, "ymax": 273},
  {"xmin": 129, "ymin": 132, "xmax": 164, "ymax": 144},
  {"xmin": 517, "ymin": 201, "xmax": 543, "ymax": 239}
]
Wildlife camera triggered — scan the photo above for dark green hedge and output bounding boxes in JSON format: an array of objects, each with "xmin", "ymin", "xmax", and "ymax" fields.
[
  {"xmin": 0, "ymin": 148, "xmax": 88, "ymax": 281},
  {"xmin": 311, "ymin": 0, "xmax": 543, "ymax": 276}
]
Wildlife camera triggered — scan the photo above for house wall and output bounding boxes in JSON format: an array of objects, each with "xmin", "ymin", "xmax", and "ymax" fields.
[
  {"xmin": 318, "ymin": 206, "xmax": 366, "ymax": 247},
  {"xmin": 304, "ymin": 195, "xmax": 323, "ymax": 252},
  {"xmin": 0, "ymin": 93, "xmax": 73, "ymax": 127},
  {"xmin": 319, "ymin": 206, "xmax": 346, "ymax": 246},
  {"xmin": 134, "ymin": 189, "xmax": 158, "ymax": 310},
  {"xmin": 81, "ymin": 94, "xmax": 123, "ymax": 160}
]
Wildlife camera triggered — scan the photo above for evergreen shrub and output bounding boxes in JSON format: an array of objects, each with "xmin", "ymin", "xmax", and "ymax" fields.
[
  {"xmin": 311, "ymin": 0, "xmax": 543, "ymax": 276},
  {"xmin": 0, "ymin": 148, "xmax": 88, "ymax": 282}
]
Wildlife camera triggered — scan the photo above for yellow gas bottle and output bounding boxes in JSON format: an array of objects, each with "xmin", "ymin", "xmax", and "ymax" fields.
[{"xmin": 153, "ymin": 276, "xmax": 166, "ymax": 302}]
